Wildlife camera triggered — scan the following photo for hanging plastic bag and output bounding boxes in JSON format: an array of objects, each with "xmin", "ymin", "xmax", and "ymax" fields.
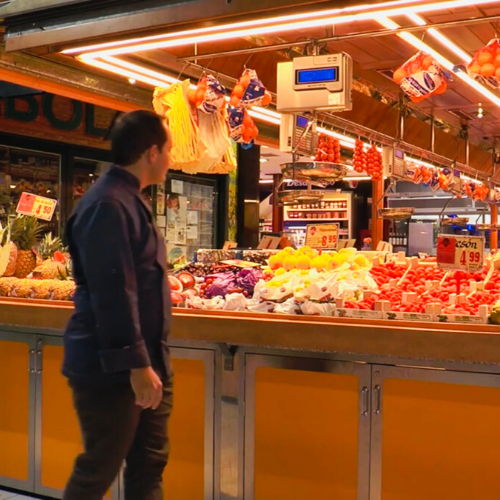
[
  {"xmin": 393, "ymin": 51, "xmax": 447, "ymax": 102},
  {"xmin": 230, "ymin": 68, "xmax": 272, "ymax": 108},
  {"xmin": 228, "ymin": 106, "xmax": 259, "ymax": 144},
  {"xmin": 188, "ymin": 74, "xmax": 227, "ymax": 114},
  {"xmin": 467, "ymin": 39, "xmax": 500, "ymax": 88}
]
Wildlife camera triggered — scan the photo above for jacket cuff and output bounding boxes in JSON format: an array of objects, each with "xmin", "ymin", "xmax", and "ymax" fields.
[{"xmin": 98, "ymin": 339, "xmax": 151, "ymax": 373}]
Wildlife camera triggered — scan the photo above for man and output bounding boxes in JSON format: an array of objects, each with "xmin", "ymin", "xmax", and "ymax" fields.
[{"xmin": 62, "ymin": 110, "xmax": 173, "ymax": 500}]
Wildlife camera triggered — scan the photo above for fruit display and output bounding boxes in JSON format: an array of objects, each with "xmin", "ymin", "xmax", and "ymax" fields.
[
  {"xmin": 467, "ymin": 39, "xmax": 500, "ymax": 86},
  {"xmin": 229, "ymin": 68, "xmax": 272, "ymax": 108},
  {"xmin": 314, "ymin": 134, "xmax": 341, "ymax": 163},
  {"xmin": 10, "ymin": 215, "xmax": 44, "ymax": 278},
  {"xmin": 166, "ymin": 247, "xmax": 500, "ymax": 324},
  {"xmin": 393, "ymin": 51, "xmax": 447, "ymax": 102},
  {"xmin": 0, "ymin": 216, "xmax": 75, "ymax": 302}
]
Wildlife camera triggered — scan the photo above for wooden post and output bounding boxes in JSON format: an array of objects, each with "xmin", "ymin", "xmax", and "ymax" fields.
[
  {"xmin": 491, "ymin": 204, "xmax": 498, "ymax": 252},
  {"xmin": 272, "ymin": 173, "xmax": 284, "ymax": 233},
  {"xmin": 372, "ymin": 178, "xmax": 384, "ymax": 249}
]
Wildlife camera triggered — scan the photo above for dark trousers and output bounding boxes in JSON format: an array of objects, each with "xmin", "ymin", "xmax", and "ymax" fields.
[{"xmin": 63, "ymin": 378, "xmax": 174, "ymax": 500}]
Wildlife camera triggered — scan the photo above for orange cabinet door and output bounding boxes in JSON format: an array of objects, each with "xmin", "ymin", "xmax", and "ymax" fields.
[
  {"xmin": 245, "ymin": 354, "xmax": 370, "ymax": 500},
  {"xmin": 373, "ymin": 366, "xmax": 500, "ymax": 500},
  {"xmin": 36, "ymin": 338, "xmax": 117, "ymax": 499},
  {"xmin": 0, "ymin": 333, "xmax": 34, "ymax": 492}
]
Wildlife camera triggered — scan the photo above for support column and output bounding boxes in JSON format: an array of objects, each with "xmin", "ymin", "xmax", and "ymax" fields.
[
  {"xmin": 372, "ymin": 178, "xmax": 384, "ymax": 249},
  {"xmin": 237, "ymin": 143, "xmax": 261, "ymax": 248},
  {"xmin": 491, "ymin": 204, "xmax": 498, "ymax": 252},
  {"xmin": 272, "ymin": 173, "xmax": 284, "ymax": 233}
]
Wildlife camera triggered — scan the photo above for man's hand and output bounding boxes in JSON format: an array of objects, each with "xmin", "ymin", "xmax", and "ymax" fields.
[{"xmin": 130, "ymin": 367, "xmax": 163, "ymax": 410}]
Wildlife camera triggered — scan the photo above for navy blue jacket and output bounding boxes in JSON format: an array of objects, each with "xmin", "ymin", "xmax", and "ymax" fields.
[{"xmin": 62, "ymin": 165, "xmax": 172, "ymax": 384}]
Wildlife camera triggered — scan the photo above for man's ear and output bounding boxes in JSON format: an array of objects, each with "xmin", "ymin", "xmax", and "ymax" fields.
[{"xmin": 148, "ymin": 144, "xmax": 159, "ymax": 163}]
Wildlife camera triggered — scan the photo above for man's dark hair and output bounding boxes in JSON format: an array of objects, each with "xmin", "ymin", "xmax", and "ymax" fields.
[{"xmin": 110, "ymin": 110, "xmax": 167, "ymax": 167}]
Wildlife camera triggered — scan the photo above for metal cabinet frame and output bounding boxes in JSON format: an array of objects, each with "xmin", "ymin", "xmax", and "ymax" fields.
[
  {"xmin": 368, "ymin": 364, "xmax": 500, "ymax": 500},
  {"xmin": 243, "ymin": 350, "xmax": 372, "ymax": 500},
  {"xmin": 0, "ymin": 329, "xmax": 37, "ymax": 493}
]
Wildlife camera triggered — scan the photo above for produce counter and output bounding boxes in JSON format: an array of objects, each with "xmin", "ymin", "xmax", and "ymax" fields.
[{"xmin": 2, "ymin": 300, "xmax": 500, "ymax": 500}]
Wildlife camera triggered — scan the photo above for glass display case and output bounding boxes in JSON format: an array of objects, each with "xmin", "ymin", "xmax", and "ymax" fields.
[{"xmin": 0, "ymin": 146, "xmax": 60, "ymax": 234}]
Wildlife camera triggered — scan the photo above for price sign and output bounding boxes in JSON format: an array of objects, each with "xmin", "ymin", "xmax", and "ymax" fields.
[
  {"xmin": 305, "ymin": 223, "xmax": 339, "ymax": 249},
  {"xmin": 437, "ymin": 235, "xmax": 484, "ymax": 272},
  {"xmin": 16, "ymin": 192, "xmax": 57, "ymax": 221}
]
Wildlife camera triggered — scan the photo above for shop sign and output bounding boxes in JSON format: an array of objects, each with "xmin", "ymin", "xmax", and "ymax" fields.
[
  {"xmin": 16, "ymin": 192, "xmax": 57, "ymax": 221},
  {"xmin": 436, "ymin": 235, "xmax": 484, "ymax": 272},
  {"xmin": 305, "ymin": 223, "xmax": 339, "ymax": 249}
]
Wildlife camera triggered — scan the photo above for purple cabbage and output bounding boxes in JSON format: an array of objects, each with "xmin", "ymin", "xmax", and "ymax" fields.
[
  {"xmin": 205, "ymin": 272, "xmax": 236, "ymax": 298},
  {"xmin": 236, "ymin": 268, "xmax": 264, "ymax": 295}
]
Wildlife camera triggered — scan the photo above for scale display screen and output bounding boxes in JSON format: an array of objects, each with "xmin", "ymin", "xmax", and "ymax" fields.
[{"xmin": 296, "ymin": 67, "xmax": 338, "ymax": 85}]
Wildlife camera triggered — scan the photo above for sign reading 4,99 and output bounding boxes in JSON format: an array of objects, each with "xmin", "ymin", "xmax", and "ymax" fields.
[
  {"xmin": 305, "ymin": 223, "xmax": 339, "ymax": 250},
  {"xmin": 437, "ymin": 235, "xmax": 484, "ymax": 272}
]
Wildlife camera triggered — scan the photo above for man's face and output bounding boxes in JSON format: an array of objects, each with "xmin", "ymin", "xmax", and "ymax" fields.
[{"xmin": 149, "ymin": 127, "xmax": 172, "ymax": 184}]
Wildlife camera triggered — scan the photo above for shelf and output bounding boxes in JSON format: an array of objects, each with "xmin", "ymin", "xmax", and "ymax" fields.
[
  {"xmin": 285, "ymin": 218, "xmax": 349, "ymax": 222},
  {"xmin": 286, "ymin": 208, "xmax": 348, "ymax": 212}
]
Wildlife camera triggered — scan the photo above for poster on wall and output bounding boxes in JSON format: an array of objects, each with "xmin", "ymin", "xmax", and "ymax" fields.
[
  {"xmin": 166, "ymin": 194, "xmax": 187, "ymax": 245},
  {"xmin": 157, "ymin": 183, "xmax": 166, "ymax": 215},
  {"xmin": 166, "ymin": 243, "xmax": 187, "ymax": 264}
]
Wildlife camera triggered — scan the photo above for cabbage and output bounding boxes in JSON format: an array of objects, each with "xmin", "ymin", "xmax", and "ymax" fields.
[
  {"xmin": 236, "ymin": 268, "xmax": 264, "ymax": 295},
  {"xmin": 205, "ymin": 272, "xmax": 236, "ymax": 298}
]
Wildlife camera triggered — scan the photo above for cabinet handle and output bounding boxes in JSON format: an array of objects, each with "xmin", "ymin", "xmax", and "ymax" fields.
[
  {"xmin": 374, "ymin": 385, "xmax": 381, "ymax": 415},
  {"xmin": 361, "ymin": 387, "xmax": 369, "ymax": 417}
]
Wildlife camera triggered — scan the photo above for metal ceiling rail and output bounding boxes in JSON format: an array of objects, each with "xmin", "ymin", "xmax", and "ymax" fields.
[{"xmin": 177, "ymin": 14, "xmax": 500, "ymax": 62}]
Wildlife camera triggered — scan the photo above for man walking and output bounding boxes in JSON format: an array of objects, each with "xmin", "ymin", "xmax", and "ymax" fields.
[{"xmin": 62, "ymin": 110, "xmax": 173, "ymax": 500}]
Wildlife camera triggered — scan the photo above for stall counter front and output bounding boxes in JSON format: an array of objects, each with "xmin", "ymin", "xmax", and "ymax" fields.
[{"xmin": 2, "ymin": 300, "xmax": 500, "ymax": 500}]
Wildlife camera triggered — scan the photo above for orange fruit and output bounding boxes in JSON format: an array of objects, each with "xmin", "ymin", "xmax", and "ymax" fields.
[
  {"xmin": 422, "ymin": 55, "xmax": 434, "ymax": 70},
  {"xmin": 261, "ymin": 91, "xmax": 272, "ymax": 106},
  {"xmin": 469, "ymin": 64, "xmax": 481, "ymax": 75},
  {"xmin": 481, "ymin": 63, "xmax": 496, "ymax": 77},
  {"xmin": 478, "ymin": 51, "xmax": 494, "ymax": 65},
  {"xmin": 393, "ymin": 68, "xmax": 408, "ymax": 84},
  {"xmin": 495, "ymin": 67, "xmax": 500, "ymax": 80},
  {"xmin": 494, "ymin": 54, "xmax": 500, "ymax": 68},
  {"xmin": 433, "ymin": 79, "xmax": 447, "ymax": 95}
]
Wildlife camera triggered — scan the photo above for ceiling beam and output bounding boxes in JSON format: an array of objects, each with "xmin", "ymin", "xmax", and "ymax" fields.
[
  {"xmin": 0, "ymin": 0, "xmax": 89, "ymax": 17},
  {"xmin": 0, "ymin": 45, "xmax": 151, "ymax": 111}
]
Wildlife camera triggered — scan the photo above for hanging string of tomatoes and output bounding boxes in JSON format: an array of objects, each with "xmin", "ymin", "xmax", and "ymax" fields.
[
  {"xmin": 353, "ymin": 139, "xmax": 366, "ymax": 173},
  {"xmin": 366, "ymin": 145, "xmax": 383, "ymax": 180},
  {"xmin": 314, "ymin": 134, "xmax": 341, "ymax": 163}
]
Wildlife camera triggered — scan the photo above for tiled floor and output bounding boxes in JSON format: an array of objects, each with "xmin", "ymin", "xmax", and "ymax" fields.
[{"xmin": 0, "ymin": 490, "xmax": 39, "ymax": 500}]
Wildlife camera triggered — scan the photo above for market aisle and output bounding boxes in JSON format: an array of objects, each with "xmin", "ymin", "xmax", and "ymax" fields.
[{"xmin": 0, "ymin": 490, "xmax": 37, "ymax": 500}]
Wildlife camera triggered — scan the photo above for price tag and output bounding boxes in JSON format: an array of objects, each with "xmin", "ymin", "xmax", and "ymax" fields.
[
  {"xmin": 305, "ymin": 223, "xmax": 339, "ymax": 250},
  {"xmin": 16, "ymin": 192, "xmax": 57, "ymax": 221},
  {"xmin": 437, "ymin": 235, "xmax": 484, "ymax": 272}
]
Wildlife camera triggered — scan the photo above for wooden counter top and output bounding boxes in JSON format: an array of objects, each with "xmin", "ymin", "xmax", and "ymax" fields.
[{"xmin": 1, "ymin": 299, "xmax": 500, "ymax": 365}]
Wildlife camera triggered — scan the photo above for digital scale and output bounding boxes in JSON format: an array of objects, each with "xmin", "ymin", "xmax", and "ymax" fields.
[
  {"xmin": 382, "ymin": 146, "xmax": 405, "ymax": 179},
  {"xmin": 277, "ymin": 53, "xmax": 353, "ymax": 113}
]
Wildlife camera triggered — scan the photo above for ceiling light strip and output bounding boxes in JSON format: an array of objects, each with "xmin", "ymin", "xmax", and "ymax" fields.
[
  {"xmin": 377, "ymin": 17, "xmax": 500, "ymax": 109},
  {"xmin": 407, "ymin": 13, "xmax": 472, "ymax": 63},
  {"xmin": 70, "ymin": 0, "xmax": 499, "ymax": 59}
]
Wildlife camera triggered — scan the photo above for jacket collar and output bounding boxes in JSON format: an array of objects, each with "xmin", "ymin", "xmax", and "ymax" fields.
[{"xmin": 107, "ymin": 165, "xmax": 153, "ymax": 216}]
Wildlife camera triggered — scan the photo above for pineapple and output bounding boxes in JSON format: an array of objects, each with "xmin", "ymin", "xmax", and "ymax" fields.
[
  {"xmin": 50, "ymin": 280, "xmax": 75, "ymax": 301},
  {"xmin": 11, "ymin": 278, "xmax": 34, "ymax": 299},
  {"xmin": 0, "ymin": 222, "xmax": 17, "ymax": 277},
  {"xmin": 0, "ymin": 277, "xmax": 16, "ymax": 297},
  {"xmin": 33, "ymin": 261, "xmax": 67, "ymax": 280},
  {"xmin": 37, "ymin": 232, "xmax": 64, "ymax": 265},
  {"xmin": 31, "ymin": 279, "xmax": 57, "ymax": 300},
  {"xmin": 10, "ymin": 216, "xmax": 44, "ymax": 279}
]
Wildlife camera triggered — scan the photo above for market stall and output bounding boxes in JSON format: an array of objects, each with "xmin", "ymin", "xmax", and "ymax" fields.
[{"xmin": 2, "ymin": 1, "xmax": 500, "ymax": 500}]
